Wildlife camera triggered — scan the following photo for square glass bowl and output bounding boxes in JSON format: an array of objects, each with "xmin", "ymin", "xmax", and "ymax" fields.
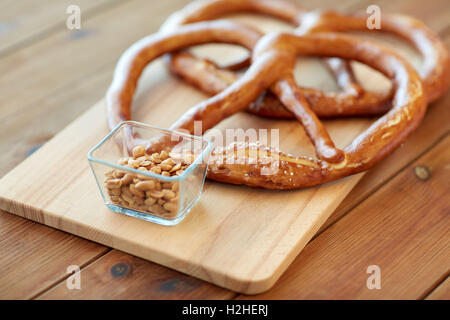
[{"xmin": 88, "ymin": 121, "xmax": 212, "ymax": 226}]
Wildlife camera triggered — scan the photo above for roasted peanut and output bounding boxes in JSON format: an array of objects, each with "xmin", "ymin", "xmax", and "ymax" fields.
[
  {"xmin": 148, "ymin": 190, "xmax": 164, "ymax": 199},
  {"xmin": 121, "ymin": 193, "xmax": 134, "ymax": 205},
  {"xmin": 113, "ymin": 170, "xmax": 126, "ymax": 179},
  {"xmin": 132, "ymin": 145, "xmax": 146, "ymax": 158},
  {"xmin": 121, "ymin": 185, "xmax": 133, "ymax": 198},
  {"xmin": 162, "ymin": 189, "xmax": 176, "ymax": 200},
  {"xmin": 163, "ymin": 202, "xmax": 178, "ymax": 213},
  {"xmin": 109, "ymin": 195, "xmax": 120, "ymax": 201},
  {"xmin": 150, "ymin": 153, "xmax": 162, "ymax": 164},
  {"xmin": 105, "ymin": 148, "xmax": 189, "ymax": 217},
  {"xmin": 162, "ymin": 182, "xmax": 172, "ymax": 189},
  {"xmin": 144, "ymin": 197, "xmax": 156, "ymax": 206},
  {"xmin": 136, "ymin": 173, "xmax": 150, "ymax": 181},
  {"xmin": 108, "ymin": 188, "xmax": 121, "ymax": 196},
  {"xmin": 129, "ymin": 184, "xmax": 145, "ymax": 198},
  {"xmin": 149, "ymin": 204, "xmax": 165, "ymax": 215},
  {"xmin": 170, "ymin": 163, "xmax": 181, "ymax": 172},
  {"xmin": 128, "ymin": 159, "xmax": 140, "ymax": 168},
  {"xmin": 150, "ymin": 166, "xmax": 161, "ymax": 174},
  {"xmin": 160, "ymin": 163, "xmax": 172, "ymax": 171},
  {"xmin": 121, "ymin": 173, "xmax": 135, "ymax": 185},
  {"xmin": 140, "ymin": 160, "xmax": 152, "ymax": 167},
  {"xmin": 135, "ymin": 180, "xmax": 156, "ymax": 191},
  {"xmin": 160, "ymin": 150, "xmax": 170, "ymax": 160},
  {"xmin": 133, "ymin": 196, "xmax": 144, "ymax": 205},
  {"xmin": 161, "ymin": 158, "xmax": 175, "ymax": 167},
  {"xmin": 106, "ymin": 179, "xmax": 122, "ymax": 189}
]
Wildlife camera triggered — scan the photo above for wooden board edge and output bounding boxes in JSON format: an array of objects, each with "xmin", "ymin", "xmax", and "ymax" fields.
[{"xmin": 0, "ymin": 171, "xmax": 365, "ymax": 295}]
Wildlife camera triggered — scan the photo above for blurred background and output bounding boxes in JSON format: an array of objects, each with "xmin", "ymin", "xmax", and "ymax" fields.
[{"xmin": 0, "ymin": 0, "xmax": 449, "ymax": 300}]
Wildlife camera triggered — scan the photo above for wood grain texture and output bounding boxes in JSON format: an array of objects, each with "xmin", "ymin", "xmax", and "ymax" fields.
[
  {"xmin": 0, "ymin": 0, "xmax": 190, "ymax": 177},
  {"xmin": 316, "ymin": 33, "xmax": 450, "ymax": 243},
  {"xmin": 0, "ymin": 0, "xmax": 448, "ymax": 299},
  {"xmin": 38, "ymin": 249, "xmax": 235, "ymax": 299},
  {"xmin": 240, "ymin": 134, "xmax": 450, "ymax": 299},
  {"xmin": 0, "ymin": 10, "xmax": 397, "ymax": 291},
  {"xmin": 320, "ymin": 89, "xmax": 450, "ymax": 234},
  {"xmin": 426, "ymin": 277, "xmax": 450, "ymax": 300},
  {"xmin": 373, "ymin": 0, "xmax": 450, "ymax": 32},
  {"xmin": 0, "ymin": 86, "xmax": 366, "ymax": 294},
  {"xmin": 37, "ymin": 1, "xmax": 450, "ymax": 298},
  {"xmin": 0, "ymin": 0, "xmax": 118, "ymax": 56},
  {"xmin": 0, "ymin": 210, "xmax": 108, "ymax": 299},
  {"xmin": 31, "ymin": 84, "xmax": 450, "ymax": 299},
  {"xmin": 0, "ymin": 0, "xmax": 190, "ymax": 300},
  {"xmin": 0, "ymin": 0, "xmax": 390, "ymax": 296},
  {"xmin": 0, "ymin": 0, "xmax": 371, "ymax": 178},
  {"xmin": 4, "ymin": 0, "xmax": 376, "ymax": 299}
]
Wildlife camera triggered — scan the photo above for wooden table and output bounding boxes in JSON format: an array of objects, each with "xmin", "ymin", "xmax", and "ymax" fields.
[{"xmin": 0, "ymin": 0, "xmax": 448, "ymax": 300}]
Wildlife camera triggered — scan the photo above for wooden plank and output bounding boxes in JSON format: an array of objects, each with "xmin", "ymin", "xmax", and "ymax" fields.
[
  {"xmin": 38, "ymin": 249, "xmax": 235, "ymax": 299},
  {"xmin": 0, "ymin": 0, "xmax": 119, "ymax": 56},
  {"xmin": 2, "ymin": 0, "xmax": 448, "ymax": 179},
  {"xmin": 22, "ymin": 0, "xmax": 450, "ymax": 298},
  {"xmin": 31, "ymin": 89, "xmax": 450, "ymax": 299},
  {"xmin": 426, "ymin": 277, "xmax": 450, "ymax": 300},
  {"xmin": 317, "ymin": 33, "xmax": 450, "ymax": 234},
  {"xmin": 0, "ymin": 63, "xmax": 369, "ymax": 294},
  {"xmin": 0, "ymin": 65, "xmax": 114, "ymax": 177},
  {"xmin": 0, "ymin": 0, "xmax": 191, "ymax": 300},
  {"xmin": 319, "ymin": 91, "xmax": 450, "ymax": 234},
  {"xmin": 0, "ymin": 0, "xmax": 446, "ymax": 298},
  {"xmin": 0, "ymin": 0, "xmax": 367, "ymax": 299},
  {"xmin": 0, "ymin": 0, "xmax": 192, "ymax": 177},
  {"xmin": 1, "ymin": 1, "xmax": 406, "ymax": 291},
  {"xmin": 5, "ymin": 0, "xmax": 369, "ymax": 300},
  {"xmin": 240, "ymin": 134, "xmax": 450, "ymax": 299},
  {"xmin": 0, "ymin": 0, "xmax": 369, "ymax": 178},
  {"xmin": 62, "ymin": 1, "xmax": 448, "ymax": 297},
  {"xmin": 0, "ymin": 210, "xmax": 108, "ymax": 299},
  {"xmin": 373, "ymin": 0, "xmax": 450, "ymax": 32},
  {"xmin": 0, "ymin": 0, "xmax": 190, "ymax": 132},
  {"xmin": 20, "ymin": 0, "xmax": 376, "ymax": 299}
]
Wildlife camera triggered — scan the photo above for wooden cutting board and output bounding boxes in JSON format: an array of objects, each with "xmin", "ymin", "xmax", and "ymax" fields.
[{"xmin": 0, "ymin": 16, "xmax": 409, "ymax": 294}]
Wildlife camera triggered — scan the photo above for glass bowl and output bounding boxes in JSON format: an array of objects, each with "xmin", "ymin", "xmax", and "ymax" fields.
[{"xmin": 88, "ymin": 121, "xmax": 212, "ymax": 226}]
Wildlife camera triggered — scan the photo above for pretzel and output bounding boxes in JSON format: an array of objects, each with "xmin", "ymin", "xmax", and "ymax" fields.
[
  {"xmin": 161, "ymin": 0, "xmax": 389, "ymax": 118},
  {"xmin": 161, "ymin": 0, "xmax": 449, "ymax": 118},
  {"xmin": 160, "ymin": 0, "xmax": 358, "ymax": 87},
  {"xmin": 106, "ymin": 20, "xmax": 427, "ymax": 189},
  {"xmin": 107, "ymin": 21, "xmax": 260, "ymax": 135}
]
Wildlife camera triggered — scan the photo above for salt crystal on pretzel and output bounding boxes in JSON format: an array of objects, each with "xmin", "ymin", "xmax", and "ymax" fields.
[
  {"xmin": 106, "ymin": 21, "xmax": 427, "ymax": 189},
  {"xmin": 161, "ymin": 0, "xmax": 449, "ymax": 119}
]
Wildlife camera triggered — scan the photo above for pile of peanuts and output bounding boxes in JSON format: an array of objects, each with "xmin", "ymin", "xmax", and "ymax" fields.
[{"xmin": 104, "ymin": 145, "xmax": 192, "ymax": 217}]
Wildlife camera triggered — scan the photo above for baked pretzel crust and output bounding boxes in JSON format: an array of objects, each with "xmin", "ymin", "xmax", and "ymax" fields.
[
  {"xmin": 162, "ymin": 0, "xmax": 449, "ymax": 119},
  {"xmin": 106, "ymin": 21, "xmax": 427, "ymax": 189}
]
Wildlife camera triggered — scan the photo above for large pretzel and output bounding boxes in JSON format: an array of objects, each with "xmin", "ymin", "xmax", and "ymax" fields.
[
  {"xmin": 106, "ymin": 20, "xmax": 427, "ymax": 189},
  {"xmin": 161, "ymin": 0, "xmax": 449, "ymax": 118}
]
